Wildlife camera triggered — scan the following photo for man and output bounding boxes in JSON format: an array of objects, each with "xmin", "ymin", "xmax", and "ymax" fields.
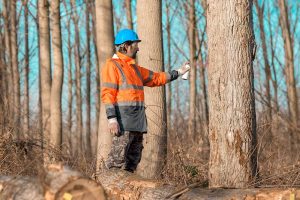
[{"xmin": 101, "ymin": 29, "xmax": 190, "ymax": 172}]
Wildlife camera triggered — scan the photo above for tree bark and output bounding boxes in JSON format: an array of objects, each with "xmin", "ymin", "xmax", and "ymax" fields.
[
  {"xmin": 136, "ymin": 0, "xmax": 167, "ymax": 179},
  {"xmin": 0, "ymin": 164, "xmax": 106, "ymax": 200},
  {"xmin": 50, "ymin": 0, "xmax": 64, "ymax": 149},
  {"xmin": 124, "ymin": 0, "xmax": 133, "ymax": 29},
  {"xmin": 187, "ymin": 0, "xmax": 197, "ymax": 140},
  {"xmin": 207, "ymin": 0, "xmax": 257, "ymax": 188},
  {"xmin": 10, "ymin": 0, "xmax": 21, "ymax": 138},
  {"xmin": 23, "ymin": 0, "xmax": 30, "ymax": 139},
  {"xmin": 71, "ymin": 0, "xmax": 83, "ymax": 153},
  {"xmin": 278, "ymin": 0, "xmax": 298, "ymax": 127},
  {"xmin": 85, "ymin": 0, "xmax": 92, "ymax": 158},
  {"xmin": 2, "ymin": 0, "xmax": 13, "ymax": 128},
  {"xmin": 38, "ymin": 0, "xmax": 52, "ymax": 151},
  {"xmin": 95, "ymin": 0, "xmax": 114, "ymax": 170}
]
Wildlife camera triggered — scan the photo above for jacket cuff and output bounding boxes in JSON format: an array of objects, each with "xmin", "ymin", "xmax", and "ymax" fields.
[
  {"xmin": 168, "ymin": 70, "xmax": 179, "ymax": 82},
  {"xmin": 105, "ymin": 104, "xmax": 116, "ymax": 119}
]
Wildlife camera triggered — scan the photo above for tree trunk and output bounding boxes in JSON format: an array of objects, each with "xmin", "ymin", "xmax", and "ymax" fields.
[
  {"xmin": 38, "ymin": 0, "xmax": 52, "ymax": 151},
  {"xmin": 23, "ymin": 0, "xmax": 30, "ymax": 139},
  {"xmin": 187, "ymin": 0, "xmax": 197, "ymax": 141},
  {"xmin": 66, "ymin": 16, "xmax": 73, "ymax": 152},
  {"xmin": 71, "ymin": 0, "xmax": 83, "ymax": 153},
  {"xmin": 136, "ymin": 0, "xmax": 167, "ymax": 179},
  {"xmin": 91, "ymin": 1, "xmax": 100, "ymax": 142},
  {"xmin": 2, "ymin": 0, "xmax": 14, "ymax": 128},
  {"xmin": 254, "ymin": 0, "xmax": 272, "ymax": 127},
  {"xmin": 85, "ymin": 0, "xmax": 92, "ymax": 158},
  {"xmin": 124, "ymin": 0, "xmax": 133, "ymax": 29},
  {"xmin": 165, "ymin": 0, "xmax": 172, "ymax": 150},
  {"xmin": 95, "ymin": 0, "xmax": 114, "ymax": 170},
  {"xmin": 278, "ymin": 0, "xmax": 298, "ymax": 127},
  {"xmin": 207, "ymin": 0, "xmax": 257, "ymax": 188},
  {"xmin": 10, "ymin": 0, "xmax": 21, "ymax": 138},
  {"xmin": 50, "ymin": 0, "xmax": 64, "ymax": 149}
]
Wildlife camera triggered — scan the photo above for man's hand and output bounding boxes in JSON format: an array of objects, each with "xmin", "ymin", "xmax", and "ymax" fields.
[
  {"xmin": 177, "ymin": 62, "xmax": 191, "ymax": 75},
  {"xmin": 108, "ymin": 118, "xmax": 120, "ymax": 136}
]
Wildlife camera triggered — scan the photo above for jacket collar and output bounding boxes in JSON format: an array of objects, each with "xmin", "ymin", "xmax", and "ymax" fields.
[{"xmin": 113, "ymin": 52, "xmax": 136, "ymax": 65}]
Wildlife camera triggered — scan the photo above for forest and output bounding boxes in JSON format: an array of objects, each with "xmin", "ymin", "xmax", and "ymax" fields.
[{"xmin": 0, "ymin": 0, "xmax": 300, "ymax": 199}]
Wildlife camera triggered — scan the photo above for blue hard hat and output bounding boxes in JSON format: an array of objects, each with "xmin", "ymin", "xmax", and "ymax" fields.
[{"xmin": 114, "ymin": 29, "xmax": 141, "ymax": 45}]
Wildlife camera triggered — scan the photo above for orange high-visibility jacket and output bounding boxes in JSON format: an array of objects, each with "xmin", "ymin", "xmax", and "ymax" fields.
[{"xmin": 101, "ymin": 52, "xmax": 177, "ymax": 133}]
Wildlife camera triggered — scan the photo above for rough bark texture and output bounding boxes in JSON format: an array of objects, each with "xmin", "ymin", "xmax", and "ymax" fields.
[
  {"xmin": 71, "ymin": 0, "xmax": 83, "ymax": 153},
  {"xmin": 207, "ymin": 0, "xmax": 257, "ymax": 188},
  {"xmin": 23, "ymin": 0, "xmax": 30, "ymax": 138},
  {"xmin": 187, "ymin": 0, "xmax": 197, "ymax": 140},
  {"xmin": 0, "ymin": 164, "xmax": 106, "ymax": 200},
  {"xmin": 125, "ymin": 0, "xmax": 133, "ymax": 29},
  {"xmin": 278, "ymin": 0, "xmax": 298, "ymax": 127},
  {"xmin": 38, "ymin": 0, "xmax": 52, "ymax": 148},
  {"xmin": 136, "ymin": 0, "xmax": 167, "ymax": 179},
  {"xmin": 50, "ymin": 0, "xmax": 63, "ymax": 149},
  {"xmin": 10, "ymin": 0, "xmax": 21, "ymax": 137},
  {"xmin": 95, "ymin": 0, "xmax": 114, "ymax": 170},
  {"xmin": 85, "ymin": 0, "xmax": 92, "ymax": 158}
]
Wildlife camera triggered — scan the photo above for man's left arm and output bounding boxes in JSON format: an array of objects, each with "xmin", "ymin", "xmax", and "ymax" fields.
[{"xmin": 138, "ymin": 63, "xmax": 190, "ymax": 87}]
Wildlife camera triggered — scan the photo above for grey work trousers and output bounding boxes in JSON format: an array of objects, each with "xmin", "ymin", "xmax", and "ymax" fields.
[{"xmin": 105, "ymin": 131, "xmax": 144, "ymax": 172}]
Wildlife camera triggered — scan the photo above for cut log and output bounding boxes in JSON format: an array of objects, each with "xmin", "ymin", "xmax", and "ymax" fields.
[
  {"xmin": 0, "ymin": 164, "xmax": 106, "ymax": 200},
  {"xmin": 97, "ymin": 169, "xmax": 300, "ymax": 200}
]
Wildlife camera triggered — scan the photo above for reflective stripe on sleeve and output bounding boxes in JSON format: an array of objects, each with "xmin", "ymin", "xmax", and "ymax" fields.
[{"xmin": 143, "ymin": 71, "xmax": 154, "ymax": 84}]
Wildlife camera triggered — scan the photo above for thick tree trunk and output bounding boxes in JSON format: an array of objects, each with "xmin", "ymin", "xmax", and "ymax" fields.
[
  {"xmin": 50, "ymin": 0, "xmax": 64, "ymax": 149},
  {"xmin": 187, "ymin": 0, "xmax": 197, "ymax": 141},
  {"xmin": 23, "ymin": 0, "xmax": 30, "ymax": 138},
  {"xmin": 10, "ymin": 0, "xmax": 21, "ymax": 138},
  {"xmin": 207, "ymin": 0, "xmax": 257, "ymax": 188},
  {"xmin": 85, "ymin": 0, "xmax": 92, "ymax": 158},
  {"xmin": 38, "ymin": 0, "xmax": 52, "ymax": 151},
  {"xmin": 124, "ymin": 0, "xmax": 133, "ymax": 29},
  {"xmin": 95, "ymin": 0, "xmax": 114, "ymax": 170},
  {"xmin": 0, "ymin": 164, "xmax": 106, "ymax": 200},
  {"xmin": 71, "ymin": 0, "xmax": 83, "ymax": 153},
  {"xmin": 278, "ymin": 0, "xmax": 298, "ymax": 127},
  {"xmin": 136, "ymin": 0, "xmax": 167, "ymax": 179}
]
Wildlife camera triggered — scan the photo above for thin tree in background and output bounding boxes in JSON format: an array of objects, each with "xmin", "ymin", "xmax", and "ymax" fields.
[
  {"xmin": 71, "ymin": 0, "xmax": 83, "ymax": 153},
  {"xmin": 165, "ymin": 0, "xmax": 172, "ymax": 144},
  {"xmin": 136, "ymin": 0, "xmax": 166, "ymax": 178},
  {"xmin": 254, "ymin": 0, "xmax": 272, "ymax": 128},
  {"xmin": 207, "ymin": 0, "xmax": 257, "ymax": 188},
  {"xmin": 187, "ymin": 0, "xmax": 197, "ymax": 140},
  {"xmin": 124, "ymin": 0, "xmax": 133, "ymax": 29},
  {"xmin": 2, "ymin": 0, "xmax": 13, "ymax": 128},
  {"xmin": 278, "ymin": 0, "xmax": 298, "ymax": 128},
  {"xmin": 85, "ymin": 0, "xmax": 92, "ymax": 158},
  {"xmin": 95, "ymin": 0, "xmax": 114, "ymax": 170},
  {"xmin": 10, "ymin": 0, "xmax": 21, "ymax": 137},
  {"xmin": 38, "ymin": 0, "xmax": 51, "ymax": 148},
  {"xmin": 23, "ymin": 0, "xmax": 30, "ymax": 138},
  {"xmin": 90, "ymin": 0, "xmax": 100, "ymax": 139},
  {"xmin": 50, "ymin": 0, "xmax": 64, "ymax": 148}
]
